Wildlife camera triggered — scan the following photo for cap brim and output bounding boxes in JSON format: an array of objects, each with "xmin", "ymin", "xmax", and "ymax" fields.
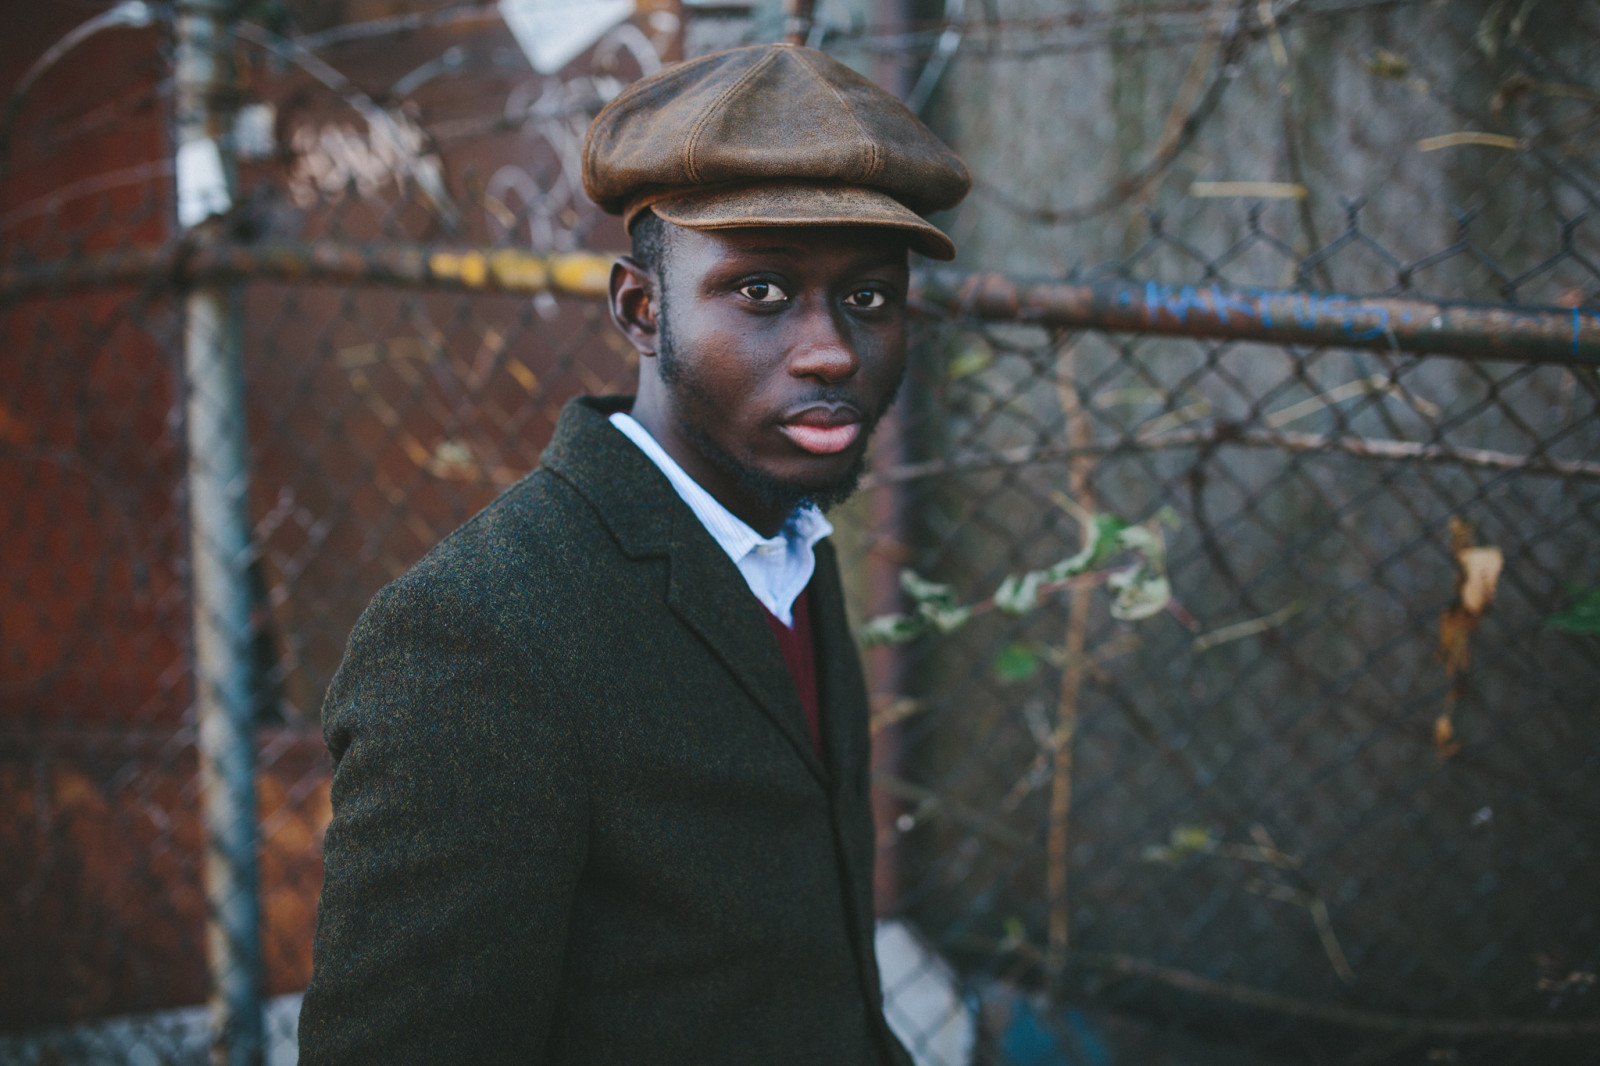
[{"xmin": 637, "ymin": 182, "xmax": 956, "ymax": 261}]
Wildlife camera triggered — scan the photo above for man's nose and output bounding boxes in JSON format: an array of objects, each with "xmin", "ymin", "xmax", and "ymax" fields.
[{"xmin": 787, "ymin": 307, "xmax": 861, "ymax": 383}]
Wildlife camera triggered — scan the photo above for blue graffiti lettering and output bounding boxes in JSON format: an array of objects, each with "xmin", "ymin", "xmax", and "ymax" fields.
[
  {"xmin": 1145, "ymin": 281, "xmax": 1206, "ymax": 325},
  {"xmin": 1208, "ymin": 285, "xmax": 1257, "ymax": 325},
  {"xmin": 1136, "ymin": 283, "xmax": 1392, "ymax": 341},
  {"xmin": 1346, "ymin": 302, "xmax": 1390, "ymax": 341},
  {"xmin": 1292, "ymin": 292, "xmax": 1320, "ymax": 328}
]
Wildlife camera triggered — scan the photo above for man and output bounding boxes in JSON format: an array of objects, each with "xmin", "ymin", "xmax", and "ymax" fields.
[{"xmin": 299, "ymin": 42, "xmax": 969, "ymax": 1065}]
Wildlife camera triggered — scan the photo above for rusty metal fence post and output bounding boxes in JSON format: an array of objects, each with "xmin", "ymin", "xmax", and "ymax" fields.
[{"xmin": 172, "ymin": 1, "xmax": 264, "ymax": 1063}]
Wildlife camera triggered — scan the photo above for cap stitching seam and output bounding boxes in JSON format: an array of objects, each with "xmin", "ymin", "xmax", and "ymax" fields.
[
  {"xmin": 686, "ymin": 51, "xmax": 779, "ymax": 185},
  {"xmin": 792, "ymin": 49, "xmax": 881, "ymax": 183},
  {"xmin": 585, "ymin": 47, "xmax": 737, "ymax": 197}
]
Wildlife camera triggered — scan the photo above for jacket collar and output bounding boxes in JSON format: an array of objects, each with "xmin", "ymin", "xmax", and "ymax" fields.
[
  {"xmin": 539, "ymin": 394, "xmax": 675, "ymax": 559},
  {"xmin": 540, "ymin": 396, "xmax": 837, "ymax": 787}
]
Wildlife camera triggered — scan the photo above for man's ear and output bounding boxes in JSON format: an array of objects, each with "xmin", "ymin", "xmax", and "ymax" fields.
[{"xmin": 609, "ymin": 255, "xmax": 659, "ymax": 356}]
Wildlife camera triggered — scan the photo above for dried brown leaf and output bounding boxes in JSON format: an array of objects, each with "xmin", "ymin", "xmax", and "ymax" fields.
[
  {"xmin": 1490, "ymin": 72, "xmax": 1538, "ymax": 119},
  {"xmin": 1457, "ymin": 546, "xmax": 1504, "ymax": 616},
  {"xmin": 1438, "ymin": 605, "xmax": 1478, "ymax": 676},
  {"xmin": 1434, "ymin": 714, "xmax": 1461, "ymax": 759},
  {"xmin": 1367, "ymin": 47, "xmax": 1411, "ymax": 79}
]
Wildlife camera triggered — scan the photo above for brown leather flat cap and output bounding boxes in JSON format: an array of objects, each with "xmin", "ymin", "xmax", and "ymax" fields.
[{"xmin": 582, "ymin": 43, "xmax": 971, "ymax": 259}]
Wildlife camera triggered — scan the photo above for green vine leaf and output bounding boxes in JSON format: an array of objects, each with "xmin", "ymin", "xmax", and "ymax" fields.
[
  {"xmin": 1053, "ymin": 513, "xmax": 1132, "ymax": 577},
  {"xmin": 925, "ymin": 603, "xmax": 973, "ymax": 634},
  {"xmin": 1039, "ymin": 545, "xmax": 1094, "ymax": 584},
  {"xmin": 1114, "ymin": 522, "xmax": 1162, "ymax": 560},
  {"xmin": 994, "ymin": 571, "xmax": 1046, "ymax": 615},
  {"xmin": 948, "ymin": 342, "xmax": 993, "ymax": 380},
  {"xmin": 1548, "ymin": 584, "xmax": 1600, "ymax": 635},
  {"xmin": 900, "ymin": 569, "xmax": 973, "ymax": 634},
  {"xmin": 900, "ymin": 569, "xmax": 957, "ymax": 609},
  {"xmin": 1109, "ymin": 566, "xmax": 1172, "ymax": 621},
  {"xmin": 1107, "ymin": 522, "xmax": 1172, "ymax": 621},
  {"xmin": 997, "ymin": 512, "xmax": 1137, "ymax": 614},
  {"xmin": 1141, "ymin": 824, "xmax": 1218, "ymax": 863},
  {"xmin": 857, "ymin": 613, "xmax": 927, "ymax": 647},
  {"xmin": 856, "ymin": 511, "xmax": 1179, "ymax": 647},
  {"xmin": 994, "ymin": 642, "xmax": 1041, "ymax": 683}
]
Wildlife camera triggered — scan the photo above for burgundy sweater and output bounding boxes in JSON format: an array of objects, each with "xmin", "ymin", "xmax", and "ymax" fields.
[{"xmin": 759, "ymin": 588, "xmax": 823, "ymax": 760}]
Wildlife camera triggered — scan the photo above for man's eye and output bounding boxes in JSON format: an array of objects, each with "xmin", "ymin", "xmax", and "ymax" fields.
[
  {"xmin": 738, "ymin": 282, "xmax": 787, "ymax": 303},
  {"xmin": 845, "ymin": 288, "xmax": 887, "ymax": 309}
]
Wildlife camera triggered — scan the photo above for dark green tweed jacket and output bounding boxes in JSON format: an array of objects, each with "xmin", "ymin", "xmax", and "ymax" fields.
[{"xmin": 299, "ymin": 396, "xmax": 911, "ymax": 1065}]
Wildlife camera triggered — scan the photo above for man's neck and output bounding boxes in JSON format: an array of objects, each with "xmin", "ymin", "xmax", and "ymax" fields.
[{"xmin": 628, "ymin": 388, "xmax": 793, "ymax": 537}]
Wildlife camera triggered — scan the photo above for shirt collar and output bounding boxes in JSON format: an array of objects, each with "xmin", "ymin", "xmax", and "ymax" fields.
[{"xmin": 607, "ymin": 411, "xmax": 833, "ymax": 568}]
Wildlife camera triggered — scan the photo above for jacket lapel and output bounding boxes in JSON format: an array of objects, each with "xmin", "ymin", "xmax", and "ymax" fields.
[
  {"xmin": 663, "ymin": 505, "xmax": 830, "ymax": 786},
  {"xmin": 542, "ymin": 396, "xmax": 830, "ymax": 787},
  {"xmin": 808, "ymin": 539, "xmax": 870, "ymax": 797}
]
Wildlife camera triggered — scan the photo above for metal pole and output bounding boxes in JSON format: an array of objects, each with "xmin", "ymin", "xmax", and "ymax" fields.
[
  {"xmin": 783, "ymin": 0, "xmax": 816, "ymax": 45},
  {"xmin": 914, "ymin": 270, "xmax": 1600, "ymax": 367},
  {"xmin": 868, "ymin": 0, "xmax": 914, "ymax": 920},
  {"xmin": 172, "ymin": 1, "xmax": 264, "ymax": 1064}
]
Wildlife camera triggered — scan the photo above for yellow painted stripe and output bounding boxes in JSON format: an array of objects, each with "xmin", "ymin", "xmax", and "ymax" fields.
[
  {"xmin": 1417, "ymin": 132, "xmax": 1523, "ymax": 152},
  {"xmin": 1190, "ymin": 181, "xmax": 1308, "ymax": 199}
]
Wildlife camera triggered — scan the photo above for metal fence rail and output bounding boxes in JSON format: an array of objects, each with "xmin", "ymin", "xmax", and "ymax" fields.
[{"xmin": 7, "ymin": 238, "xmax": 1600, "ymax": 365}]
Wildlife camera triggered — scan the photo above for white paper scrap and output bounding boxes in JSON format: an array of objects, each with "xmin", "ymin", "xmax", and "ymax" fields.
[
  {"xmin": 235, "ymin": 102, "xmax": 277, "ymax": 161},
  {"xmin": 498, "ymin": 0, "xmax": 636, "ymax": 75},
  {"xmin": 176, "ymin": 137, "xmax": 232, "ymax": 227}
]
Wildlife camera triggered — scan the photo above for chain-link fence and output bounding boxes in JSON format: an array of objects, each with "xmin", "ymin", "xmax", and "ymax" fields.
[
  {"xmin": 872, "ymin": 223, "xmax": 1600, "ymax": 1066},
  {"xmin": 3, "ymin": 1, "xmax": 1598, "ymax": 1064}
]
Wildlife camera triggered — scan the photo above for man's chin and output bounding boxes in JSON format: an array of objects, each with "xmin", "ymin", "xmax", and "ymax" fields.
[
  {"xmin": 793, "ymin": 452, "xmax": 868, "ymax": 513},
  {"xmin": 741, "ymin": 453, "xmax": 868, "ymax": 517},
  {"xmin": 689, "ymin": 424, "xmax": 869, "ymax": 517}
]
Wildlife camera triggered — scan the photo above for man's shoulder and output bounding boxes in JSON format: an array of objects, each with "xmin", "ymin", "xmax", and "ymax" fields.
[
  {"xmin": 391, "ymin": 466, "xmax": 617, "ymax": 603},
  {"xmin": 359, "ymin": 395, "xmax": 682, "ymax": 644}
]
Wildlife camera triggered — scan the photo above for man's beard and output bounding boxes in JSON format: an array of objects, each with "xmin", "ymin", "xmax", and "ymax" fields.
[
  {"xmin": 688, "ymin": 422, "xmax": 868, "ymax": 517},
  {"xmin": 656, "ymin": 311, "xmax": 900, "ymax": 519}
]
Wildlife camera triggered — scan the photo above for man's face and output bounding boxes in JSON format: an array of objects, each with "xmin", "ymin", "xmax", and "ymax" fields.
[{"xmin": 623, "ymin": 225, "xmax": 911, "ymax": 533}]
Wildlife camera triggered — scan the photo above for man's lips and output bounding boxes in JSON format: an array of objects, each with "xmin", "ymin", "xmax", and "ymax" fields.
[
  {"xmin": 777, "ymin": 403, "xmax": 864, "ymax": 456},
  {"xmin": 779, "ymin": 422, "xmax": 861, "ymax": 454}
]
